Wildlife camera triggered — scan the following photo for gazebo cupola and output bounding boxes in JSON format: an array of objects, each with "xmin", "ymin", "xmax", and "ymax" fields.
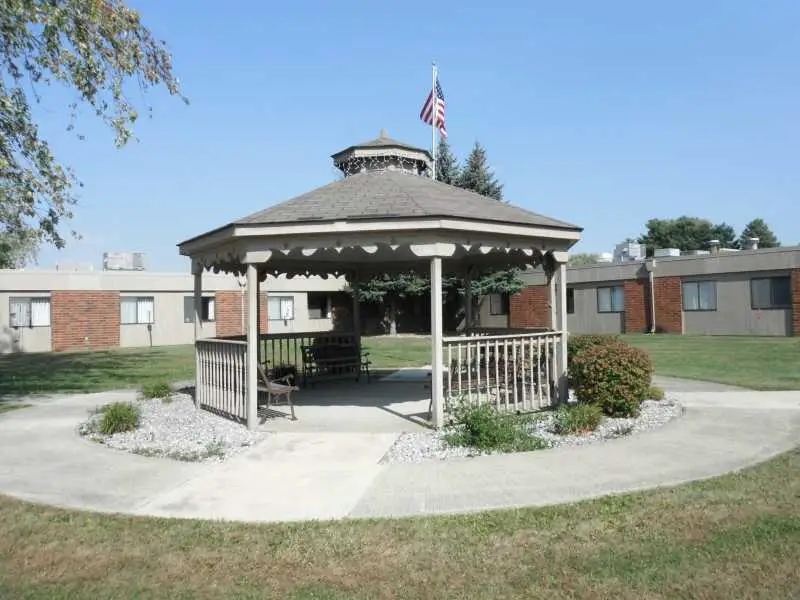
[{"xmin": 331, "ymin": 129, "xmax": 432, "ymax": 177}]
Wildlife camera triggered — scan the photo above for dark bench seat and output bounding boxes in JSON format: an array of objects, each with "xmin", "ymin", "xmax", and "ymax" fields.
[{"xmin": 300, "ymin": 343, "xmax": 371, "ymax": 387}]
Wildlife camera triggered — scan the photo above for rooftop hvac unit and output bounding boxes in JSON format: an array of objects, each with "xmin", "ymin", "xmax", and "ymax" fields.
[
  {"xmin": 103, "ymin": 251, "xmax": 147, "ymax": 271},
  {"xmin": 654, "ymin": 248, "xmax": 681, "ymax": 258},
  {"xmin": 689, "ymin": 250, "xmax": 711, "ymax": 256}
]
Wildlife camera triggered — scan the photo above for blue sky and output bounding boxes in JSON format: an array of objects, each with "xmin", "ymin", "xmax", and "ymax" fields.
[{"xmin": 34, "ymin": 0, "xmax": 800, "ymax": 271}]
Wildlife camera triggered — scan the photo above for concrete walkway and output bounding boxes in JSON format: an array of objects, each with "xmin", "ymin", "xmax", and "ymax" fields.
[{"xmin": 0, "ymin": 382, "xmax": 798, "ymax": 522}]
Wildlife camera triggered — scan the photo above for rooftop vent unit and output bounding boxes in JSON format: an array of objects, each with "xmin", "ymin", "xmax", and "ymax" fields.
[{"xmin": 103, "ymin": 251, "xmax": 147, "ymax": 271}]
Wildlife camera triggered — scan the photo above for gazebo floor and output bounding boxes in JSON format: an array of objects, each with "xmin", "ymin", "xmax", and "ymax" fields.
[{"xmin": 256, "ymin": 372, "xmax": 433, "ymax": 433}]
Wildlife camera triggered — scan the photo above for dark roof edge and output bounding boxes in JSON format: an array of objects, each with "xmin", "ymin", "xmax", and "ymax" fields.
[{"xmin": 177, "ymin": 223, "xmax": 236, "ymax": 249}]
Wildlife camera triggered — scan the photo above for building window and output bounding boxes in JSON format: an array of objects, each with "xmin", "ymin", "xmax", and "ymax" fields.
[
  {"xmin": 682, "ymin": 281, "xmax": 717, "ymax": 311},
  {"xmin": 121, "ymin": 296, "xmax": 154, "ymax": 324},
  {"xmin": 308, "ymin": 293, "xmax": 331, "ymax": 320},
  {"xmin": 567, "ymin": 288, "xmax": 575, "ymax": 314},
  {"xmin": 183, "ymin": 296, "xmax": 215, "ymax": 323},
  {"xmin": 488, "ymin": 293, "xmax": 509, "ymax": 316},
  {"xmin": 9, "ymin": 297, "xmax": 51, "ymax": 328},
  {"xmin": 597, "ymin": 286, "xmax": 624, "ymax": 313},
  {"xmin": 268, "ymin": 296, "xmax": 295, "ymax": 321},
  {"xmin": 751, "ymin": 277, "xmax": 791, "ymax": 309}
]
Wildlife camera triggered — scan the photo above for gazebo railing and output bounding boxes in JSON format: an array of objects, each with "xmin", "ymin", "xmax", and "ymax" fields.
[
  {"xmin": 195, "ymin": 338, "xmax": 248, "ymax": 422},
  {"xmin": 442, "ymin": 330, "xmax": 563, "ymax": 417},
  {"xmin": 259, "ymin": 331, "xmax": 358, "ymax": 371}
]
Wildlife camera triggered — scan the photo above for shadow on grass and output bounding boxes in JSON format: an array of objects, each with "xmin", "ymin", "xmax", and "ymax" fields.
[{"xmin": 0, "ymin": 346, "xmax": 195, "ymax": 400}]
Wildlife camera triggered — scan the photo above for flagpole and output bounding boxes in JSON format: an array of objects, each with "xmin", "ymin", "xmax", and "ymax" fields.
[{"xmin": 431, "ymin": 61, "xmax": 437, "ymax": 180}]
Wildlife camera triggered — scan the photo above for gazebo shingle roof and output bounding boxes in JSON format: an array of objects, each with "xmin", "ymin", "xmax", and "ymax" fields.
[{"xmin": 236, "ymin": 170, "xmax": 581, "ymax": 231}]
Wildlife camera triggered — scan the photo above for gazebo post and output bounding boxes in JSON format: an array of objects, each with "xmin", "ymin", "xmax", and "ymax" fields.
[
  {"xmin": 192, "ymin": 259, "xmax": 203, "ymax": 409},
  {"xmin": 430, "ymin": 256, "xmax": 444, "ymax": 428},
  {"xmin": 464, "ymin": 266, "xmax": 473, "ymax": 334},
  {"xmin": 351, "ymin": 269, "xmax": 361, "ymax": 353},
  {"xmin": 246, "ymin": 263, "xmax": 259, "ymax": 430},
  {"xmin": 552, "ymin": 251, "xmax": 570, "ymax": 403}
]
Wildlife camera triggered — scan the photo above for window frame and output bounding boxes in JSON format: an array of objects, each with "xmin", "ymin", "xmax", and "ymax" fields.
[
  {"xmin": 307, "ymin": 293, "xmax": 331, "ymax": 320},
  {"xmin": 183, "ymin": 296, "xmax": 215, "ymax": 323},
  {"xmin": 120, "ymin": 296, "xmax": 155, "ymax": 325},
  {"xmin": 750, "ymin": 276, "xmax": 791, "ymax": 310},
  {"xmin": 268, "ymin": 295, "xmax": 295, "ymax": 322},
  {"xmin": 488, "ymin": 293, "xmax": 509, "ymax": 316},
  {"xmin": 597, "ymin": 285, "xmax": 624, "ymax": 313},
  {"xmin": 8, "ymin": 296, "xmax": 51, "ymax": 328},
  {"xmin": 682, "ymin": 280, "xmax": 718, "ymax": 312}
]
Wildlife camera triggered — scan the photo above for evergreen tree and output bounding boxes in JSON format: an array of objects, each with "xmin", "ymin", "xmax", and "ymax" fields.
[
  {"xmin": 456, "ymin": 142, "xmax": 504, "ymax": 201},
  {"xmin": 354, "ymin": 272, "xmax": 428, "ymax": 336},
  {"xmin": 740, "ymin": 218, "xmax": 780, "ymax": 248},
  {"xmin": 435, "ymin": 138, "xmax": 460, "ymax": 185}
]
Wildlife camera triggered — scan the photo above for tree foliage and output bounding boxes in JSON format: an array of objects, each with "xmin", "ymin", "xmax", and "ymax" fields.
[
  {"xmin": 740, "ymin": 218, "xmax": 779, "ymax": 248},
  {"xmin": 0, "ymin": 0, "xmax": 185, "ymax": 266},
  {"xmin": 637, "ymin": 216, "xmax": 737, "ymax": 252},
  {"xmin": 455, "ymin": 142, "xmax": 503, "ymax": 201},
  {"xmin": 435, "ymin": 137, "xmax": 459, "ymax": 185},
  {"xmin": 568, "ymin": 252, "xmax": 600, "ymax": 267}
]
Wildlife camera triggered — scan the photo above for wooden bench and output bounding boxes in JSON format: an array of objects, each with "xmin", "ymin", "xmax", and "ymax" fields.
[
  {"xmin": 300, "ymin": 343, "xmax": 371, "ymax": 388},
  {"xmin": 257, "ymin": 364, "xmax": 299, "ymax": 420}
]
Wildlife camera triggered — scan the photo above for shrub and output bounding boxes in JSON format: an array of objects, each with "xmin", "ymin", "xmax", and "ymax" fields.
[
  {"xmin": 570, "ymin": 342, "xmax": 653, "ymax": 417},
  {"xmin": 567, "ymin": 333, "xmax": 621, "ymax": 366},
  {"xmin": 141, "ymin": 381, "xmax": 173, "ymax": 400},
  {"xmin": 648, "ymin": 386, "xmax": 665, "ymax": 401},
  {"xmin": 552, "ymin": 403, "xmax": 604, "ymax": 434},
  {"xmin": 98, "ymin": 402, "xmax": 140, "ymax": 435},
  {"xmin": 271, "ymin": 364, "xmax": 297, "ymax": 382},
  {"xmin": 445, "ymin": 403, "xmax": 548, "ymax": 453}
]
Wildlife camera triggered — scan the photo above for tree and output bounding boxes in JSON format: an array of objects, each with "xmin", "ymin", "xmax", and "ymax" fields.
[
  {"xmin": 355, "ymin": 272, "xmax": 428, "ymax": 335},
  {"xmin": 435, "ymin": 137, "xmax": 459, "ymax": 185},
  {"xmin": 637, "ymin": 216, "xmax": 738, "ymax": 253},
  {"xmin": 568, "ymin": 253, "xmax": 600, "ymax": 267},
  {"xmin": 455, "ymin": 142, "xmax": 503, "ymax": 201},
  {"xmin": 740, "ymin": 218, "xmax": 780, "ymax": 248},
  {"xmin": 1, "ymin": 0, "xmax": 186, "ymax": 261}
]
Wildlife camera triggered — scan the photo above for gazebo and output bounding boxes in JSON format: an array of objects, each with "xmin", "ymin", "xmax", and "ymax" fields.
[{"xmin": 178, "ymin": 130, "xmax": 582, "ymax": 429}]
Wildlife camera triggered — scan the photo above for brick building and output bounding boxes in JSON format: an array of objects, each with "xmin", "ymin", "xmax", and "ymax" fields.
[{"xmin": 500, "ymin": 245, "xmax": 800, "ymax": 337}]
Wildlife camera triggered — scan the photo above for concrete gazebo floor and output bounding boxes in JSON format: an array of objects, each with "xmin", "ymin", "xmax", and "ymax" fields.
[{"xmin": 257, "ymin": 374, "xmax": 433, "ymax": 433}]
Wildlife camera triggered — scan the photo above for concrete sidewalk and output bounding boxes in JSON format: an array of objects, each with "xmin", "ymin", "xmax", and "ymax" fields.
[{"xmin": 0, "ymin": 385, "xmax": 797, "ymax": 523}]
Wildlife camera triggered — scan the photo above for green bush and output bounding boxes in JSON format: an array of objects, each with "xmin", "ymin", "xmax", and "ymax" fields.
[
  {"xmin": 567, "ymin": 333, "xmax": 621, "ymax": 366},
  {"xmin": 570, "ymin": 342, "xmax": 653, "ymax": 417},
  {"xmin": 648, "ymin": 386, "xmax": 665, "ymax": 401},
  {"xmin": 552, "ymin": 403, "xmax": 604, "ymax": 434},
  {"xmin": 141, "ymin": 381, "xmax": 173, "ymax": 400},
  {"xmin": 445, "ymin": 403, "xmax": 548, "ymax": 453},
  {"xmin": 98, "ymin": 402, "xmax": 140, "ymax": 435}
]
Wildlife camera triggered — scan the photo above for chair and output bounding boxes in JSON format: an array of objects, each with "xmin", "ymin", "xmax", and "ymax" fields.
[{"xmin": 257, "ymin": 364, "xmax": 299, "ymax": 421}]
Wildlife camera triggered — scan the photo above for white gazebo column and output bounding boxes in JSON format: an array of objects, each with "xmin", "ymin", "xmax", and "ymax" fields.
[
  {"xmin": 246, "ymin": 263, "xmax": 259, "ymax": 430},
  {"xmin": 553, "ymin": 251, "xmax": 570, "ymax": 403},
  {"xmin": 430, "ymin": 256, "xmax": 445, "ymax": 427},
  {"xmin": 352, "ymin": 270, "xmax": 361, "ymax": 352},
  {"xmin": 464, "ymin": 266, "xmax": 473, "ymax": 334},
  {"xmin": 192, "ymin": 259, "xmax": 203, "ymax": 409}
]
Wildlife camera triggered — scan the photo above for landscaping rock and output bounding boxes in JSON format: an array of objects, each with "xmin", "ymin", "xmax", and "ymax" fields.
[
  {"xmin": 382, "ymin": 396, "xmax": 683, "ymax": 464},
  {"xmin": 79, "ymin": 393, "xmax": 266, "ymax": 462}
]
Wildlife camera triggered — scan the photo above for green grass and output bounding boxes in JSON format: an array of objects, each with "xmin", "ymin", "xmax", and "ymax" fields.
[
  {"xmin": 1, "ymin": 334, "xmax": 797, "ymax": 398},
  {"xmin": 623, "ymin": 334, "xmax": 800, "ymax": 390},
  {"xmin": 0, "ymin": 449, "xmax": 798, "ymax": 599}
]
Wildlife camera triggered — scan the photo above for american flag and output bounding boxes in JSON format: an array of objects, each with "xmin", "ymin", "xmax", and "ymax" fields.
[{"xmin": 420, "ymin": 77, "xmax": 447, "ymax": 137}]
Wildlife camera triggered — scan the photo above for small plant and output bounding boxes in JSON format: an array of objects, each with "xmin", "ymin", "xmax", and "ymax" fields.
[
  {"xmin": 270, "ymin": 364, "xmax": 297, "ymax": 382},
  {"xmin": 552, "ymin": 403, "xmax": 604, "ymax": 434},
  {"xmin": 141, "ymin": 381, "xmax": 173, "ymax": 400},
  {"xmin": 97, "ymin": 402, "xmax": 140, "ymax": 435},
  {"xmin": 648, "ymin": 386, "xmax": 665, "ymax": 401},
  {"xmin": 570, "ymin": 341, "xmax": 653, "ymax": 418},
  {"xmin": 445, "ymin": 403, "xmax": 548, "ymax": 453}
]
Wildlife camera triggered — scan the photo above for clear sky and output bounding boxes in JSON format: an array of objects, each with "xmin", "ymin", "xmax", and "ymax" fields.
[{"xmin": 33, "ymin": 0, "xmax": 800, "ymax": 271}]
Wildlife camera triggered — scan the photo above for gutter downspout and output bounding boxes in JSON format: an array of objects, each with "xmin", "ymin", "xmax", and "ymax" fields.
[{"xmin": 647, "ymin": 259, "xmax": 657, "ymax": 334}]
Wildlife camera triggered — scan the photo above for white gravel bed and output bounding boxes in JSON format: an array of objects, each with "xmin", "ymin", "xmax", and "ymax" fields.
[
  {"xmin": 381, "ymin": 397, "xmax": 683, "ymax": 464},
  {"xmin": 79, "ymin": 393, "xmax": 266, "ymax": 462}
]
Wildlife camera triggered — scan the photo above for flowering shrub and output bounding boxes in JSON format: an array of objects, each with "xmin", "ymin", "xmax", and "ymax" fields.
[{"xmin": 570, "ymin": 342, "xmax": 653, "ymax": 417}]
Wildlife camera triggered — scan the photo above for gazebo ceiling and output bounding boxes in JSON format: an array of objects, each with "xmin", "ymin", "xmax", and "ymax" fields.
[{"xmin": 178, "ymin": 130, "xmax": 582, "ymax": 277}]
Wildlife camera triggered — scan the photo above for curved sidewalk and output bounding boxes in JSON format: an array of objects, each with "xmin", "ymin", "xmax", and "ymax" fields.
[{"xmin": 0, "ymin": 385, "xmax": 798, "ymax": 522}]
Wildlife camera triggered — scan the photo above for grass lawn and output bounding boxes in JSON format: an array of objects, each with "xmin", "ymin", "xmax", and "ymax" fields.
[
  {"xmin": 1, "ymin": 334, "xmax": 798, "ymax": 397},
  {"xmin": 623, "ymin": 334, "xmax": 800, "ymax": 390},
  {"xmin": 0, "ymin": 449, "xmax": 797, "ymax": 598},
  {"xmin": 0, "ymin": 403, "xmax": 31, "ymax": 414}
]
